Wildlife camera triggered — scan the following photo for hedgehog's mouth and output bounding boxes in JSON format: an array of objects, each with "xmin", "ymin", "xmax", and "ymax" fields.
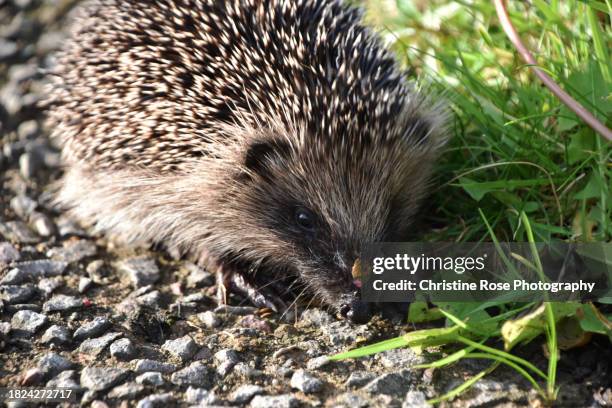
[
  {"xmin": 296, "ymin": 258, "xmax": 373, "ymax": 324},
  {"xmin": 297, "ymin": 274, "xmax": 372, "ymax": 324},
  {"xmin": 337, "ymin": 258, "xmax": 372, "ymax": 323},
  {"xmin": 337, "ymin": 293, "xmax": 372, "ymax": 324}
]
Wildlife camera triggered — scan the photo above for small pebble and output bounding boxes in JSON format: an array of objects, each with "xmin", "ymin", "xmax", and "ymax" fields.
[
  {"xmin": 333, "ymin": 392, "xmax": 370, "ymax": 408},
  {"xmin": 8, "ymin": 60, "xmax": 39, "ymax": 82},
  {"xmin": 0, "ymin": 242, "xmax": 20, "ymax": 265},
  {"xmin": 37, "ymin": 31, "xmax": 66, "ymax": 55},
  {"xmin": 133, "ymin": 359, "xmax": 177, "ymax": 374},
  {"xmin": 80, "ymin": 367, "xmax": 129, "ymax": 391},
  {"xmin": 2, "ymin": 140, "xmax": 24, "ymax": 161},
  {"xmin": 30, "ymin": 212, "xmax": 56, "ymax": 237},
  {"xmin": 56, "ymin": 217, "xmax": 86, "ymax": 236},
  {"xmin": 193, "ymin": 346, "xmax": 212, "ymax": 361},
  {"xmin": 48, "ymin": 240, "xmax": 97, "ymax": 263},
  {"xmin": 108, "ymin": 382, "xmax": 146, "ymax": 400},
  {"xmin": 81, "ymin": 390, "xmax": 97, "ymax": 405},
  {"xmin": 231, "ymin": 384, "xmax": 264, "ymax": 404},
  {"xmin": 37, "ymin": 277, "xmax": 62, "ymax": 295},
  {"xmin": 46, "ymin": 370, "xmax": 79, "ymax": 389},
  {"xmin": 0, "ymin": 270, "xmax": 21, "ymax": 292},
  {"xmin": 250, "ymin": 394, "xmax": 300, "ymax": 408},
  {"xmin": 0, "ymin": 39, "xmax": 18, "ymax": 62},
  {"xmin": 41, "ymin": 324, "xmax": 72, "ymax": 346},
  {"xmin": 43, "ymin": 294, "xmax": 83, "ymax": 312},
  {"xmin": 225, "ymin": 327, "xmax": 259, "ymax": 337},
  {"xmin": 11, "ymin": 309, "xmax": 47, "ymax": 334},
  {"xmin": 110, "ymin": 338, "xmax": 136, "ymax": 360},
  {"xmin": 240, "ymin": 315, "xmax": 272, "ymax": 332},
  {"xmin": 37, "ymin": 352, "xmax": 74, "ymax": 377},
  {"xmin": 129, "ymin": 285, "xmax": 153, "ymax": 298},
  {"xmin": 162, "ymin": 335, "xmax": 198, "ymax": 362},
  {"xmin": 1, "ymin": 220, "xmax": 39, "ymax": 243},
  {"xmin": 10, "ymin": 194, "xmax": 37, "ymax": 219},
  {"xmin": 136, "ymin": 290, "xmax": 161, "ymax": 307},
  {"xmin": 290, "ymin": 369, "xmax": 323, "ymax": 394},
  {"xmin": 214, "ymin": 348, "xmax": 240, "ymax": 365},
  {"xmin": 233, "ymin": 363, "xmax": 264, "ymax": 379},
  {"xmin": 73, "ymin": 317, "xmax": 110, "ymax": 341},
  {"xmin": 214, "ymin": 348, "xmax": 240, "ymax": 377},
  {"xmin": 272, "ymin": 345, "xmax": 301, "ymax": 359},
  {"xmin": 277, "ymin": 367, "xmax": 293, "ymax": 378},
  {"xmin": 19, "ymin": 152, "xmax": 38, "ymax": 179},
  {"xmin": 78, "ymin": 277, "xmax": 93, "ymax": 293},
  {"xmin": 185, "ymin": 387, "xmax": 216, "ymax": 405},
  {"xmin": 0, "ymin": 284, "xmax": 35, "ymax": 304},
  {"xmin": 403, "ymin": 391, "xmax": 431, "ymax": 408},
  {"xmin": 116, "ymin": 256, "xmax": 160, "ymax": 288},
  {"xmin": 16, "ymin": 260, "xmax": 67, "ymax": 276},
  {"xmin": 86, "ymin": 260, "xmax": 107, "ymax": 283},
  {"xmin": 78, "ymin": 332, "xmax": 122, "ymax": 356},
  {"xmin": 170, "ymin": 361, "xmax": 213, "ymax": 387},
  {"xmin": 16, "ymin": 120, "xmax": 38, "ymax": 139},
  {"xmin": 345, "ymin": 371, "xmax": 375, "ymax": 388},
  {"xmin": 362, "ymin": 372, "xmax": 412, "ymax": 397},
  {"xmin": 136, "ymin": 393, "xmax": 174, "ymax": 408},
  {"xmin": 0, "ymin": 322, "xmax": 11, "ymax": 336},
  {"xmin": 298, "ymin": 340, "xmax": 322, "ymax": 357},
  {"xmin": 323, "ymin": 319, "xmax": 372, "ymax": 346},
  {"xmin": 299, "ymin": 308, "xmax": 334, "ymax": 326},
  {"xmin": 42, "ymin": 150, "xmax": 61, "ymax": 168},
  {"xmin": 135, "ymin": 371, "xmax": 164, "ymax": 386},
  {"xmin": 197, "ymin": 311, "xmax": 221, "ymax": 328},
  {"xmin": 378, "ymin": 347, "xmax": 423, "ymax": 368},
  {"xmin": 0, "ymin": 84, "xmax": 22, "ymax": 116},
  {"xmin": 306, "ymin": 356, "xmax": 330, "ymax": 370}
]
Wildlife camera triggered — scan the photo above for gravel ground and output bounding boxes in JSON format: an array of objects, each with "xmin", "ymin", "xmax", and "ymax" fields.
[{"xmin": 1, "ymin": 0, "xmax": 611, "ymax": 407}]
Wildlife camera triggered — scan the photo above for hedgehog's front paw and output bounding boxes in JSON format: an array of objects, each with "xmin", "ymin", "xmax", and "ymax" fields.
[
  {"xmin": 220, "ymin": 269, "xmax": 289, "ymax": 312},
  {"xmin": 197, "ymin": 251, "xmax": 290, "ymax": 314}
]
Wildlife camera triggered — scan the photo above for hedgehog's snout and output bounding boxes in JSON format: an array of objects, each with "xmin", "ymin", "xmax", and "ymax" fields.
[
  {"xmin": 336, "ymin": 258, "xmax": 371, "ymax": 324},
  {"xmin": 338, "ymin": 293, "xmax": 371, "ymax": 324}
]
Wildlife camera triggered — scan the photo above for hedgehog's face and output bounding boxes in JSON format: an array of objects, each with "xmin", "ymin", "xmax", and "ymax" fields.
[{"xmin": 230, "ymin": 129, "xmax": 439, "ymax": 323}]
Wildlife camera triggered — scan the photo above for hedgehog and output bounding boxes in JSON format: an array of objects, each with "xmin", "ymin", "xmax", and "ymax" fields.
[{"xmin": 46, "ymin": 0, "xmax": 447, "ymax": 323}]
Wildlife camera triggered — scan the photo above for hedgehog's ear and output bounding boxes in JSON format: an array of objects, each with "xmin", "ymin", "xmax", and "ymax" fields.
[
  {"xmin": 398, "ymin": 93, "xmax": 449, "ymax": 150},
  {"xmin": 243, "ymin": 138, "xmax": 292, "ymax": 178}
]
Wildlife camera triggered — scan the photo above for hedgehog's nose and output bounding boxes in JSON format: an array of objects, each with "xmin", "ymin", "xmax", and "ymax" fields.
[{"xmin": 339, "ymin": 297, "xmax": 371, "ymax": 324}]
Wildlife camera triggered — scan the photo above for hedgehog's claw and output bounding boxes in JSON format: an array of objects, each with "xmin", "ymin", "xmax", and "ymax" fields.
[
  {"xmin": 229, "ymin": 273, "xmax": 285, "ymax": 312},
  {"xmin": 215, "ymin": 267, "xmax": 229, "ymax": 306},
  {"xmin": 214, "ymin": 266, "xmax": 287, "ymax": 313}
]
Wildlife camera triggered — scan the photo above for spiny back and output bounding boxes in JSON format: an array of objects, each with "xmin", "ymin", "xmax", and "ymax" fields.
[{"xmin": 48, "ymin": 0, "xmax": 418, "ymax": 172}]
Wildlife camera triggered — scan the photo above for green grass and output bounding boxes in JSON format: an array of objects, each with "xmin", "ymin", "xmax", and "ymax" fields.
[
  {"xmin": 333, "ymin": 215, "xmax": 605, "ymax": 404},
  {"xmin": 361, "ymin": 0, "xmax": 611, "ymax": 243},
  {"xmin": 331, "ymin": 1, "xmax": 612, "ymax": 404}
]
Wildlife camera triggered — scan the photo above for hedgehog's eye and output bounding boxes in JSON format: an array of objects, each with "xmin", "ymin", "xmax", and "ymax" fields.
[{"xmin": 295, "ymin": 207, "xmax": 316, "ymax": 232}]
